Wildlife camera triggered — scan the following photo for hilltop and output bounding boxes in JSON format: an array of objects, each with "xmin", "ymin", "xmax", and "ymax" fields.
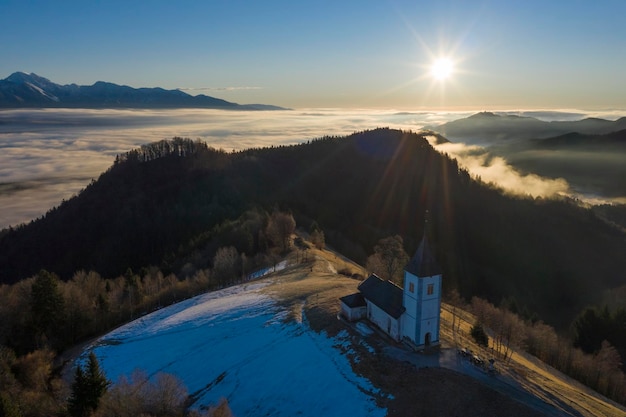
[
  {"xmin": 0, "ymin": 72, "xmax": 286, "ymax": 110},
  {"xmin": 79, "ymin": 244, "xmax": 626, "ymax": 417}
]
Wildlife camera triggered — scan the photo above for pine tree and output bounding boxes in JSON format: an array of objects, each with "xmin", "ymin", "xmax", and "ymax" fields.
[
  {"xmin": 68, "ymin": 352, "xmax": 110, "ymax": 417},
  {"xmin": 30, "ymin": 269, "xmax": 65, "ymax": 348},
  {"xmin": 68, "ymin": 365, "xmax": 88, "ymax": 417},
  {"xmin": 471, "ymin": 322, "xmax": 489, "ymax": 348}
]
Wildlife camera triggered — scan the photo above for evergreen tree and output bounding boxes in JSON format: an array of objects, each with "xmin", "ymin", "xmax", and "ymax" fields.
[
  {"xmin": 30, "ymin": 269, "xmax": 65, "ymax": 348},
  {"xmin": 471, "ymin": 322, "xmax": 489, "ymax": 347},
  {"xmin": 68, "ymin": 352, "xmax": 110, "ymax": 417},
  {"xmin": 68, "ymin": 365, "xmax": 88, "ymax": 417}
]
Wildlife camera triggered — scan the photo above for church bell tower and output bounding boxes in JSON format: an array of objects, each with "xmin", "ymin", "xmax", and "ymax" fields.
[{"xmin": 401, "ymin": 217, "xmax": 442, "ymax": 347}]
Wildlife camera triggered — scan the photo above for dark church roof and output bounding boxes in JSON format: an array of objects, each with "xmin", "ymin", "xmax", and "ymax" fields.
[
  {"xmin": 339, "ymin": 293, "xmax": 366, "ymax": 308},
  {"xmin": 405, "ymin": 234, "xmax": 442, "ymax": 277},
  {"xmin": 358, "ymin": 274, "xmax": 405, "ymax": 319}
]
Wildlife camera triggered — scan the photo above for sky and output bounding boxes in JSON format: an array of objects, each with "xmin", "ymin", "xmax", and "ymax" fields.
[{"xmin": 2, "ymin": 0, "xmax": 626, "ymax": 110}]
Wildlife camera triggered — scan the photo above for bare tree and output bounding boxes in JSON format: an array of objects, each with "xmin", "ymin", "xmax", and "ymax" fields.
[
  {"xmin": 95, "ymin": 370, "xmax": 187, "ymax": 417},
  {"xmin": 212, "ymin": 247, "xmax": 240, "ymax": 286},
  {"xmin": 266, "ymin": 211, "xmax": 296, "ymax": 252},
  {"xmin": 366, "ymin": 235, "xmax": 408, "ymax": 284}
]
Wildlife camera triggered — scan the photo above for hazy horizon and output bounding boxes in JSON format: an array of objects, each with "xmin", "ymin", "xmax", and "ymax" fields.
[{"xmin": 1, "ymin": 107, "xmax": 625, "ymax": 229}]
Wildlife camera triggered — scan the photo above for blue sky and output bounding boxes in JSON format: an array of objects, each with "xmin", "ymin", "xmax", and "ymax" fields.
[{"xmin": 2, "ymin": 0, "xmax": 625, "ymax": 109}]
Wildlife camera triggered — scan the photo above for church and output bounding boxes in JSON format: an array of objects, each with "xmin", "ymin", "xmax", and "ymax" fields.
[{"xmin": 339, "ymin": 233, "xmax": 442, "ymax": 348}]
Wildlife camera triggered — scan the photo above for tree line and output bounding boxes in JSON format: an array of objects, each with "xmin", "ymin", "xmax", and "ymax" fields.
[
  {"xmin": 0, "ymin": 209, "xmax": 297, "ymax": 416},
  {"xmin": 463, "ymin": 296, "xmax": 626, "ymax": 403}
]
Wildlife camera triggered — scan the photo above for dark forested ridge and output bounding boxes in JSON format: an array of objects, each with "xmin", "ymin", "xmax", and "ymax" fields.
[{"xmin": 1, "ymin": 130, "xmax": 626, "ymax": 330}]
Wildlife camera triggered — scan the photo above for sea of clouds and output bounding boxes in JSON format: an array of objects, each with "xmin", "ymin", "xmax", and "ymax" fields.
[{"xmin": 1, "ymin": 108, "xmax": 623, "ymax": 229}]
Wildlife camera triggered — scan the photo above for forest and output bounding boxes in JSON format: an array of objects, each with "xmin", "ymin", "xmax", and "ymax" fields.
[{"xmin": 1, "ymin": 131, "xmax": 625, "ymax": 328}]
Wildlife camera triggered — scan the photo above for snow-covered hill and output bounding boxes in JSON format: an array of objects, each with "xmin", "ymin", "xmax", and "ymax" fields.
[{"xmin": 82, "ymin": 278, "xmax": 385, "ymax": 416}]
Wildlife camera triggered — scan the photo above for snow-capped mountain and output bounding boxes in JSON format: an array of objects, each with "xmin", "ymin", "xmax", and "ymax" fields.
[{"xmin": 0, "ymin": 72, "xmax": 285, "ymax": 110}]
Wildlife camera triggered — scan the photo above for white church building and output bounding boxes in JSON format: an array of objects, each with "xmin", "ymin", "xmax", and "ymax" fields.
[{"xmin": 340, "ymin": 234, "xmax": 442, "ymax": 348}]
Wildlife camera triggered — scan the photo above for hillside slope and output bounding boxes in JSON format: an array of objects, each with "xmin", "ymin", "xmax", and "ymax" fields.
[
  {"xmin": 1, "ymin": 130, "xmax": 625, "ymax": 330},
  {"xmin": 78, "ymin": 247, "xmax": 626, "ymax": 417}
]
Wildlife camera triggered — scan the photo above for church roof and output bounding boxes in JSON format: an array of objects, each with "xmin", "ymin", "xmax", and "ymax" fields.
[
  {"xmin": 405, "ymin": 234, "xmax": 442, "ymax": 277},
  {"xmin": 339, "ymin": 292, "xmax": 366, "ymax": 308},
  {"xmin": 358, "ymin": 274, "xmax": 405, "ymax": 319}
]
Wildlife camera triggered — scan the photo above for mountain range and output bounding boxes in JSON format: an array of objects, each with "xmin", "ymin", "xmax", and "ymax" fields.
[
  {"xmin": 0, "ymin": 72, "xmax": 286, "ymax": 110},
  {"xmin": 429, "ymin": 111, "xmax": 626, "ymax": 199},
  {"xmin": 430, "ymin": 111, "xmax": 626, "ymax": 142}
]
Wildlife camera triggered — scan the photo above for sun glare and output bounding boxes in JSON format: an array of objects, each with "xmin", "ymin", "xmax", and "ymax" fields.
[{"xmin": 430, "ymin": 58, "xmax": 454, "ymax": 81}]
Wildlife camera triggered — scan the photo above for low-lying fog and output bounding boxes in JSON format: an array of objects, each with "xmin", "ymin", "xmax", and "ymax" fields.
[{"xmin": 1, "ymin": 108, "xmax": 624, "ymax": 229}]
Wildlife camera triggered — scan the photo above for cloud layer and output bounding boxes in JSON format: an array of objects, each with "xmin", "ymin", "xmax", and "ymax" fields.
[
  {"xmin": 0, "ymin": 108, "xmax": 622, "ymax": 228},
  {"xmin": 427, "ymin": 140, "xmax": 570, "ymax": 198}
]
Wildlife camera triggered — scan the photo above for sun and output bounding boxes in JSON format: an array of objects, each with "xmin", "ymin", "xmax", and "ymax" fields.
[{"xmin": 430, "ymin": 57, "xmax": 454, "ymax": 81}]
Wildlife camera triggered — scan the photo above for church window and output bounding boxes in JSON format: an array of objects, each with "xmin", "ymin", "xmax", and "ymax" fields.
[
  {"xmin": 408, "ymin": 282, "xmax": 415, "ymax": 293},
  {"xmin": 427, "ymin": 283, "xmax": 434, "ymax": 295}
]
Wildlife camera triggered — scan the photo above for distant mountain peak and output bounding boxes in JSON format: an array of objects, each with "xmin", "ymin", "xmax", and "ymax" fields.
[
  {"xmin": 429, "ymin": 111, "xmax": 626, "ymax": 142},
  {"xmin": 6, "ymin": 71, "xmax": 55, "ymax": 87},
  {"xmin": 0, "ymin": 72, "xmax": 287, "ymax": 110},
  {"xmin": 6, "ymin": 71, "xmax": 39, "ymax": 81},
  {"xmin": 470, "ymin": 111, "xmax": 498, "ymax": 118}
]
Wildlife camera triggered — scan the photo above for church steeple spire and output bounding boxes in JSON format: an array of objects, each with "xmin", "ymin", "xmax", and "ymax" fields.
[{"xmin": 405, "ymin": 212, "xmax": 442, "ymax": 277}]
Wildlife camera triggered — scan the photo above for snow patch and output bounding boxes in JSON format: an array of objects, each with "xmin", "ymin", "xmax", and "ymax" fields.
[
  {"xmin": 246, "ymin": 260, "xmax": 288, "ymax": 280},
  {"xmin": 87, "ymin": 280, "xmax": 386, "ymax": 416},
  {"xmin": 26, "ymin": 82, "xmax": 59, "ymax": 102},
  {"xmin": 356, "ymin": 321, "xmax": 375, "ymax": 336}
]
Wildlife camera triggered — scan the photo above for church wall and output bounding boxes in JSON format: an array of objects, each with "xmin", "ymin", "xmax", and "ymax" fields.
[
  {"xmin": 401, "ymin": 314, "xmax": 417, "ymax": 342},
  {"xmin": 340, "ymin": 302, "xmax": 366, "ymax": 321},
  {"xmin": 402, "ymin": 271, "xmax": 420, "ymax": 343},
  {"xmin": 419, "ymin": 318, "xmax": 439, "ymax": 345},
  {"xmin": 400, "ymin": 271, "xmax": 442, "ymax": 346},
  {"xmin": 421, "ymin": 299, "xmax": 439, "ymax": 322},
  {"xmin": 366, "ymin": 301, "xmax": 400, "ymax": 341},
  {"xmin": 418, "ymin": 275, "xmax": 441, "ymax": 344},
  {"xmin": 403, "ymin": 292, "xmax": 418, "ymax": 318}
]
